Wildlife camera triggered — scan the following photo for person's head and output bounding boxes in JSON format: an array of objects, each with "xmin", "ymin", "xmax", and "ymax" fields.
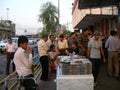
[
  {"xmin": 7, "ymin": 37, "xmax": 12, "ymax": 44},
  {"xmin": 50, "ymin": 44, "xmax": 55, "ymax": 50},
  {"xmin": 49, "ymin": 35, "xmax": 55, "ymax": 41},
  {"xmin": 83, "ymin": 28, "xmax": 89, "ymax": 36},
  {"xmin": 42, "ymin": 34, "xmax": 48, "ymax": 42},
  {"xmin": 18, "ymin": 35, "xmax": 28, "ymax": 50},
  {"xmin": 72, "ymin": 41, "xmax": 78, "ymax": 48},
  {"xmin": 70, "ymin": 32, "xmax": 76, "ymax": 39},
  {"xmin": 114, "ymin": 31, "xmax": 117, "ymax": 36},
  {"xmin": 94, "ymin": 31, "xmax": 100, "ymax": 40},
  {"xmin": 110, "ymin": 30, "xmax": 117, "ymax": 36},
  {"xmin": 59, "ymin": 34, "xmax": 64, "ymax": 41},
  {"xmin": 65, "ymin": 34, "xmax": 69, "ymax": 39}
]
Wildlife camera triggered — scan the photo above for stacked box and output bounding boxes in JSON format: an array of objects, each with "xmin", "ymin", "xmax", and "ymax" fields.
[{"xmin": 61, "ymin": 59, "xmax": 92, "ymax": 75}]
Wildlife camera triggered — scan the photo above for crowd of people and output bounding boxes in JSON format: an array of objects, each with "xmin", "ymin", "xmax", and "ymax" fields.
[{"xmin": 5, "ymin": 28, "xmax": 120, "ymax": 89}]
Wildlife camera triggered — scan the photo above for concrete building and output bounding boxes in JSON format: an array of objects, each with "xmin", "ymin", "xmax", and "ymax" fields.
[
  {"xmin": 0, "ymin": 20, "xmax": 15, "ymax": 40},
  {"xmin": 72, "ymin": 0, "xmax": 120, "ymax": 37}
]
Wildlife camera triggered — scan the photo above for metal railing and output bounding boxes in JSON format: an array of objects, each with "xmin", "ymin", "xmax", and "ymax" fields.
[{"xmin": 0, "ymin": 45, "xmax": 41, "ymax": 90}]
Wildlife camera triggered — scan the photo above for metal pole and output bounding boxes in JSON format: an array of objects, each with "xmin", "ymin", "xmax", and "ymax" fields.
[
  {"xmin": 6, "ymin": 8, "xmax": 9, "ymax": 20},
  {"xmin": 58, "ymin": 0, "xmax": 60, "ymax": 24},
  {"xmin": 117, "ymin": 2, "xmax": 120, "ymax": 38}
]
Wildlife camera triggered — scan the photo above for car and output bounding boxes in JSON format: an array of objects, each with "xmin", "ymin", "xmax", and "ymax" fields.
[
  {"xmin": 28, "ymin": 38, "xmax": 37, "ymax": 45},
  {"xmin": 12, "ymin": 37, "xmax": 18, "ymax": 44},
  {"xmin": 0, "ymin": 39, "xmax": 7, "ymax": 53}
]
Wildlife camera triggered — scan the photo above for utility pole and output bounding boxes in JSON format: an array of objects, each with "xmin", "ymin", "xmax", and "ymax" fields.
[
  {"xmin": 58, "ymin": 0, "xmax": 60, "ymax": 24},
  {"xmin": 116, "ymin": 2, "xmax": 120, "ymax": 38},
  {"xmin": 6, "ymin": 8, "xmax": 9, "ymax": 20}
]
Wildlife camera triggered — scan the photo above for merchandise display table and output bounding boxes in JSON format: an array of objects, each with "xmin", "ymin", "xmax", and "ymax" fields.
[{"xmin": 56, "ymin": 55, "xmax": 94, "ymax": 90}]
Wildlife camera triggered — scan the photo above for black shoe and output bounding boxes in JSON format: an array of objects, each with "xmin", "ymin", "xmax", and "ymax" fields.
[
  {"xmin": 35, "ymin": 84, "xmax": 39, "ymax": 87},
  {"xmin": 115, "ymin": 76, "xmax": 119, "ymax": 80},
  {"xmin": 107, "ymin": 74, "xmax": 112, "ymax": 78},
  {"xmin": 94, "ymin": 82, "xmax": 98, "ymax": 87},
  {"xmin": 53, "ymin": 70, "xmax": 56, "ymax": 73}
]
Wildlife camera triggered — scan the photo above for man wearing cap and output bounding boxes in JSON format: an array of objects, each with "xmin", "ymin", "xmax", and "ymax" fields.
[{"xmin": 87, "ymin": 31, "xmax": 106, "ymax": 86}]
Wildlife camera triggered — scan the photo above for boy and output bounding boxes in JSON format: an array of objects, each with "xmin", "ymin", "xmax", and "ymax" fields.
[{"xmin": 14, "ymin": 35, "xmax": 37, "ymax": 90}]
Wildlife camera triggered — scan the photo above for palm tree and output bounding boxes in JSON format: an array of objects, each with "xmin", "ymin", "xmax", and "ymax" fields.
[{"xmin": 38, "ymin": 2, "xmax": 58, "ymax": 34}]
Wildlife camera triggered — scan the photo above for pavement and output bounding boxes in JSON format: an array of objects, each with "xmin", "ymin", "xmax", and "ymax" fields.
[
  {"xmin": 0, "ymin": 61, "xmax": 120, "ymax": 90},
  {"xmin": 94, "ymin": 63, "xmax": 120, "ymax": 90},
  {"xmin": 37, "ymin": 63, "xmax": 120, "ymax": 90}
]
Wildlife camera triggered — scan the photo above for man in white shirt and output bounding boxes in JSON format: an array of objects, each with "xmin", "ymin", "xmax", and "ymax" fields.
[
  {"xmin": 38, "ymin": 34, "xmax": 49, "ymax": 81},
  {"xmin": 6, "ymin": 37, "xmax": 17, "ymax": 75},
  {"xmin": 14, "ymin": 35, "xmax": 37, "ymax": 90},
  {"xmin": 46, "ymin": 34, "xmax": 57, "ymax": 47},
  {"xmin": 57, "ymin": 34, "xmax": 68, "ymax": 55}
]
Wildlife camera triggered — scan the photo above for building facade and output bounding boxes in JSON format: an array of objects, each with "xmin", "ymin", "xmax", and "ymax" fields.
[
  {"xmin": 0, "ymin": 20, "xmax": 15, "ymax": 40},
  {"xmin": 72, "ymin": 0, "xmax": 120, "ymax": 38}
]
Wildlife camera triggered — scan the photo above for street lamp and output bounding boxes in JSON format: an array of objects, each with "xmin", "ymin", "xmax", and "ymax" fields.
[
  {"xmin": 58, "ymin": 0, "xmax": 60, "ymax": 24},
  {"xmin": 6, "ymin": 8, "xmax": 9, "ymax": 20}
]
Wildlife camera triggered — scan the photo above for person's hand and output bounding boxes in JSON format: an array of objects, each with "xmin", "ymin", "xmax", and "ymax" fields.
[
  {"xmin": 103, "ymin": 57, "xmax": 106, "ymax": 63},
  {"xmin": 53, "ymin": 48, "xmax": 56, "ymax": 52},
  {"xmin": 82, "ymin": 48, "xmax": 86, "ymax": 53},
  {"xmin": 28, "ymin": 47, "xmax": 32, "ymax": 54}
]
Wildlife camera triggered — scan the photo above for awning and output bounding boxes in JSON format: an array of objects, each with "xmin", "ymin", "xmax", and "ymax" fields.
[{"xmin": 74, "ymin": 14, "xmax": 118, "ymax": 29}]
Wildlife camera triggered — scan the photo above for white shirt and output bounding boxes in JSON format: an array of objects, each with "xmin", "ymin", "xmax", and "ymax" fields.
[
  {"xmin": 57, "ymin": 39, "xmax": 68, "ymax": 49},
  {"xmin": 88, "ymin": 39, "xmax": 102, "ymax": 59},
  {"xmin": 38, "ymin": 39, "xmax": 49, "ymax": 57},
  {"xmin": 13, "ymin": 47, "xmax": 33, "ymax": 76},
  {"xmin": 48, "ymin": 51, "xmax": 57, "ymax": 59},
  {"xmin": 6, "ymin": 42, "xmax": 17, "ymax": 52}
]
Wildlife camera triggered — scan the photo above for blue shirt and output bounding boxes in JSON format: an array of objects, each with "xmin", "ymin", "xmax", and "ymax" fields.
[{"xmin": 105, "ymin": 36, "xmax": 120, "ymax": 52}]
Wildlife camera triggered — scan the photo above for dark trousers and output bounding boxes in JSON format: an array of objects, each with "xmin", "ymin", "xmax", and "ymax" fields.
[
  {"xmin": 20, "ymin": 74, "xmax": 36, "ymax": 90},
  {"xmin": 39, "ymin": 55, "xmax": 49, "ymax": 80},
  {"xmin": 6, "ymin": 52, "xmax": 15, "ymax": 75},
  {"xmin": 90, "ymin": 58, "xmax": 101, "ymax": 82}
]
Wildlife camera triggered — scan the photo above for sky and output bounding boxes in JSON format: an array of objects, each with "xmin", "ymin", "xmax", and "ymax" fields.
[{"xmin": 0, "ymin": 0, "xmax": 74, "ymax": 35}]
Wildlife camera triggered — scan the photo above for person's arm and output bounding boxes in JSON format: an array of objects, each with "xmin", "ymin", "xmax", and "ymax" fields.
[
  {"xmin": 5, "ymin": 44, "xmax": 8, "ymax": 58},
  {"xmin": 21, "ymin": 47, "xmax": 33, "ymax": 69},
  {"xmin": 100, "ymin": 47, "xmax": 106, "ymax": 63},
  {"xmin": 87, "ymin": 41, "xmax": 91, "ymax": 60},
  {"xmin": 87, "ymin": 47, "xmax": 90, "ymax": 60},
  {"xmin": 105, "ymin": 37, "xmax": 109, "ymax": 49},
  {"xmin": 65, "ymin": 40, "xmax": 68, "ymax": 49},
  {"xmin": 79, "ymin": 43, "xmax": 87, "ymax": 52}
]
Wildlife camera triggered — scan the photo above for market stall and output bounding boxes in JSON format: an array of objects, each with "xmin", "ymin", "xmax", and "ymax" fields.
[{"xmin": 56, "ymin": 55, "xmax": 94, "ymax": 90}]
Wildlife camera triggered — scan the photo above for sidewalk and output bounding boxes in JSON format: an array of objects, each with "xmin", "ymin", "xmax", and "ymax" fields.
[
  {"xmin": 94, "ymin": 63, "xmax": 120, "ymax": 90},
  {"xmin": 37, "ymin": 63, "xmax": 120, "ymax": 90}
]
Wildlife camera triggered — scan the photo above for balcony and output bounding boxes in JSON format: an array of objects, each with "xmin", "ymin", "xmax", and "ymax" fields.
[
  {"xmin": 78, "ymin": 0, "xmax": 119, "ymax": 9},
  {"xmin": 0, "ymin": 26, "xmax": 11, "ymax": 31}
]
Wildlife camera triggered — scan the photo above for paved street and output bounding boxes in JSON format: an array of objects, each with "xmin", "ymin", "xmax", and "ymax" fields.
[
  {"xmin": 0, "ymin": 54, "xmax": 7, "ymax": 81},
  {"xmin": 94, "ymin": 63, "xmax": 120, "ymax": 90}
]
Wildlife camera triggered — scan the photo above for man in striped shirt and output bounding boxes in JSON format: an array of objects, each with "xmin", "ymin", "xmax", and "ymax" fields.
[
  {"xmin": 79, "ymin": 29, "xmax": 90, "ymax": 57},
  {"xmin": 38, "ymin": 34, "xmax": 49, "ymax": 81}
]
